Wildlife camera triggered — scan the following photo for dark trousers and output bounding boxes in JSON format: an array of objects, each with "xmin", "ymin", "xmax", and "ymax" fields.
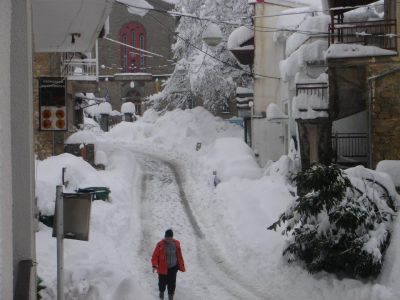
[{"xmin": 158, "ymin": 265, "xmax": 178, "ymax": 295}]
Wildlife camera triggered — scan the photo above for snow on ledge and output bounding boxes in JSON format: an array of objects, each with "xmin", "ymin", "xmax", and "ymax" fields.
[
  {"xmin": 292, "ymin": 94, "xmax": 328, "ymax": 119},
  {"xmin": 228, "ymin": 26, "xmax": 254, "ymax": 51},
  {"xmin": 121, "ymin": 102, "xmax": 136, "ymax": 114},
  {"xmin": 325, "ymin": 44, "xmax": 397, "ymax": 59},
  {"xmin": 266, "ymin": 103, "xmax": 288, "ymax": 121}
]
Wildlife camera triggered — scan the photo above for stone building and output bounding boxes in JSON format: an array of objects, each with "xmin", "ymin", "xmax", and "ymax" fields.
[
  {"xmin": 96, "ymin": 0, "xmax": 176, "ymax": 114},
  {"xmin": 325, "ymin": 0, "xmax": 400, "ymax": 168}
]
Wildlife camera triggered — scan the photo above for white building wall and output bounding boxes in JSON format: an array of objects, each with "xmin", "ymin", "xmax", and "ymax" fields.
[
  {"xmin": 253, "ymin": 0, "xmax": 302, "ymax": 166},
  {"xmin": 11, "ymin": 0, "xmax": 36, "ymax": 297},
  {"xmin": 0, "ymin": 0, "xmax": 14, "ymax": 299}
]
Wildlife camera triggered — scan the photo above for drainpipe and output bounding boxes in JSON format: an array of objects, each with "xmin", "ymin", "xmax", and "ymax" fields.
[
  {"xmin": 367, "ymin": 80, "xmax": 373, "ymax": 169},
  {"xmin": 95, "ymin": 39, "xmax": 99, "ymax": 82}
]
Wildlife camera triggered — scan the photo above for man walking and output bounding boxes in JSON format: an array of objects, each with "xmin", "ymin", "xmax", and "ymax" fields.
[{"xmin": 151, "ymin": 229, "xmax": 185, "ymax": 300}]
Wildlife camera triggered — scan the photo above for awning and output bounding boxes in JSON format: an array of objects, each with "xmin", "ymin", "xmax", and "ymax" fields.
[{"xmin": 33, "ymin": 0, "xmax": 114, "ymax": 52}]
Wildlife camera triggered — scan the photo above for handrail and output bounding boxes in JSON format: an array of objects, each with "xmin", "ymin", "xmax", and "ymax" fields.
[
  {"xmin": 328, "ymin": 19, "xmax": 397, "ymax": 51},
  {"xmin": 332, "ymin": 133, "xmax": 368, "ymax": 160}
]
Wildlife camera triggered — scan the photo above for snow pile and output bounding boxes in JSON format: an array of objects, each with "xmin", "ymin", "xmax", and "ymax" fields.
[
  {"xmin": 105, "ymin": 107, "xmax": 243, "ymax": 151},
  {"xmin": 344, "ymin": 0, "xmax": 384, "ymax": 22},
  {"xmin": 84, "ymin": 99, "xmax": 99, "ymax": 118},
  {"xmin": 376, "ymin": 160, "xmax": 400, "ymax": 188},
  {"xmin": 266, "ymin": 103, "xmax": 288, "ymax": 121},
  {"xmin": 36, "ymin": 150, "xmax": 149, "ymax": 299},
  {"xmin": 264, "ymin": 155, "xmax": 298, "ymax": 180},
  {"xmin": 199, "ymin": 137, "xmax": 261, "ymax": 182},
  {"xmin": 345, "ymin": 165, "xmax": 400, "ymax": 210},
  {"xmin": 285, "ymin": 14, "xmax": 330, "ymax": 56},
  {"xmin": 65, "ymin": 131, "xmax": 97, "ymax": 145},
  {"xmin": 36, "ymin": 154, "xmax": 108, "ymax": 216},
  {"xmin": 227, "ymin": 26, "xmax": 254, "ymax": 50},
  {"xmin": 117, "ymin": 0, "xmax": 154, "ymax": 17},
  {"xmin": 95, "ymin": 150, "xmax": 108, "ymax": 166},
  {"xmin": 121, "ymin": 102, "xmax": 136, "ymax": 114},
  {"xmin": 273, "ymin": 7, "xmax": 312, "ymax": 42},
  {"xmin": 98, "ymin": 102, "xmax": 112, "ymax": 115},
  {"xmin": 326, "ymin": 44, "xmax": 397, "ymax": 59}
]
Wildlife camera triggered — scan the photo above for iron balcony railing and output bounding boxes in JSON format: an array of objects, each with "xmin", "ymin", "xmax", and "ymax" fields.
[
  {"xmin": 329, "ymin": 19, "xmax": 397, "ymax": 51},
  {"xmin": 332, "ymin": 133, "xmax": 368, "ymax": 162},
  {"xmin": 296, "ymin": 82, "xmax": 328, "ymax": 98},
  {"xmin": 61, "ymin": 53, "xmax": 98, "ymax": 80}
]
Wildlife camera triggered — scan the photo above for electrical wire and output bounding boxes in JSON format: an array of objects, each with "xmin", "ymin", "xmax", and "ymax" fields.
[
  {"xmin": 104, "ymin": 37, "xmax": 164, "ymax": 58},
  {"xmin": 117, "ymin": 2, "xmax": 394, "ymax": 39},
  {"xmin": 146, "ymin": 12, "xmax": 280, "ymax": 80},
  {"xmin": 116, "ymin": 1, "xmax": 385, "ymax": 25}
]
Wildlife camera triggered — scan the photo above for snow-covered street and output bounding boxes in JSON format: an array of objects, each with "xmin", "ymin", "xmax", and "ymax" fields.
[{"xmin": 34, "ymin": 108, "xmax": 400, "ymax": 300}]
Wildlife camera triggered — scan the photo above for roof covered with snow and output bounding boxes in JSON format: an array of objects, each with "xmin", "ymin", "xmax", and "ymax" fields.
[
  {"xmin": 326, "ymin": 44, "xmax": 397, "ymax": 59},
  {"xmin": 227, "ymin": 26, "xmax": 254, "ymax": 51}
]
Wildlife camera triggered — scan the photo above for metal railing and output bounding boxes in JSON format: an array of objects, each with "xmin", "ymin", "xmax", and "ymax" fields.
[
  {"xmin": 61, "ymin": 52, "xmax": 98, "ymax": 80},
  {"xmin": 296, "ymin": 82, "xmax": 328, "ymax": 98},
  {"xmin": 329, "ymin": 19, "xmax": 397, "ymax": 51},
  {"xmin": 332, "ymin": 133, "xmax": 368, "ymax": 161},
  {"xmin": 62, "ymin": 59, "xmax": 97, "ymax": 78}
]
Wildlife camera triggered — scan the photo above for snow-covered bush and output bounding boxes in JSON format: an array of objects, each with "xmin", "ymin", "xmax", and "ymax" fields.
[{"xmin": 268, "ymin": 164, "xmax": 396, "ymax": 279}]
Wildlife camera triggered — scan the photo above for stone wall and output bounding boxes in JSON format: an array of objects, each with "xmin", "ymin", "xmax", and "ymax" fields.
[
  {"xmin": 369, "ymin": 63, "xmax": 400, "ymax": 167},
  {"xmin": 33, "ymin": 53, "xmax": 63, "ymax": 159},
  {"xmin": 96, "ymin": 0, "xmax": 176, "ymax": 111}
]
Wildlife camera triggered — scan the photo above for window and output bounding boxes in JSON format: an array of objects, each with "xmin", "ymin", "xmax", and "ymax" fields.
[
  {"xmin": 122, "ymin": 34, "xmax": 127, "ymax": 72},
  {"xmin": 119, "ymin": 22, "xmax": 146, "ymax": 72},
  {"xmin": 139, "ymin": 33, "xmax": 145, "ymax": 71}
]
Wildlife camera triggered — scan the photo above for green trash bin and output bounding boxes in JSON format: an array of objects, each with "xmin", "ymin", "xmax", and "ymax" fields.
[{"xmin": 76, "ymin": 187, "xmax": 111, "ymax": 201}]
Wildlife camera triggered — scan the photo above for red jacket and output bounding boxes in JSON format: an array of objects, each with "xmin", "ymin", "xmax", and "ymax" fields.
[{"xmin": 151, "ymin": 239, "xmax": 185, "ymax": 275}]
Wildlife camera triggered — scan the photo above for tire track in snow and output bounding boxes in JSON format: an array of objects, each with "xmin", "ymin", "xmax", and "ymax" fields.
[{"xmin": 134, "ymin": 151, "xmax": 267, "ymax": 299}]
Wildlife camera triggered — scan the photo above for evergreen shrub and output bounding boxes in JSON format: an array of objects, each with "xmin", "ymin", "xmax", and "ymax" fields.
[{"xmin": 268, "ymin": 164, "xmax": 395, "ymax": 278}]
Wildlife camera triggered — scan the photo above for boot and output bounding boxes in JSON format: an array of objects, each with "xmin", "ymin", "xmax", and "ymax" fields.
[
  {"xmin": 168, "ymin": 294, "xmax": 174, "ymax": 300},
  {"xmin": 159, "ymin": 291, "xmax": 164, "ymax": 299}
]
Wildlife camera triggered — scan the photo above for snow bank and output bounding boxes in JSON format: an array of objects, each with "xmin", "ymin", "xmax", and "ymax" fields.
[
  {"xmin": 376, "ymin": 160, "xmax": 400, "ymax": 188},
  {"xmin": 199, "ymin": 137, "xmax": 261, "ymax": 182},
  {"xmin": 65, "ymin": 131, "xmax": 97, "ymax": 145},
  {"xmin": 36, "ymin": 153, "xmax": 107, "ymax": 216},
  {"xmin": 105, "ymin": 107, "xmax": 243, "ymax": 152},
  {"xmin": 37, "ymin": 150, "xmax": 148, "ymax": 300}
]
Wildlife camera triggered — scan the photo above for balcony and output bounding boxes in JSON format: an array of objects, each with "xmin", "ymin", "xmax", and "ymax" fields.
[
  {"xmin": 296, "ymin": 82, "xmax": 328, "ymax": 98},
  {"xmin": 329, "ymin": 19, "xmax": 398, "ymax": 52},
  {"xmin": 62, "ymin": 54, "xmax": 98, "ymax": 81}
]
